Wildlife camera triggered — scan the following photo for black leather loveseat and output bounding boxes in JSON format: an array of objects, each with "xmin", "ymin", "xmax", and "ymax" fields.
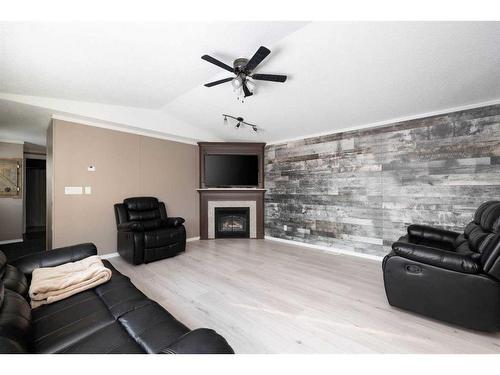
[
  {"xmin": 383, "ymin": 200, "xmax": 500, "ymax": 331},
  {"xmin": 115, "ymin": 197, "xmax": 186, "ymax": 265},
  {"xmin": 0, "ymin": 243, "xmax": 234, "ymax": 353}
]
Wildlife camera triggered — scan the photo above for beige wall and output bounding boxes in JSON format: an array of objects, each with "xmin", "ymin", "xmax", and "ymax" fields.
[
  {"xmin": 50, "ymin": 120, "xmax": 199, "ymax": 255},
  {"xmin": 46, "ymin": 124, "xmax": 53, "ymax": 250},
  {"xmin": 0, "ymin": 141, "xmax": 24, "ymax": 242}
]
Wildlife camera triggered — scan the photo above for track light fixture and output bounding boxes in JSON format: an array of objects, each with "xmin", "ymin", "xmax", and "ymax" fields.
[{"xmin": 222, "ymin": 114, "xmax": 259, "ymax": 132}]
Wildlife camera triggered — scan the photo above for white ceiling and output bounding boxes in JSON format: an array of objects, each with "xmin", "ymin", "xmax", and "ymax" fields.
[{"xmin": 1, "ymin": 21, "xmax": 500, "ymax": 146}]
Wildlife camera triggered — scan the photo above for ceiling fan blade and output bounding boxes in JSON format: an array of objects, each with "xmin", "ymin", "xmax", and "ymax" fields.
[
  {"xmin": 244, "ymin": 46, "xmax": 271, "ymax": 72},
  {"xmin": 252, "ymin": 73, "xmax": 287, "ymax": 83},
  {"xmin": 201, "ymin": 55, "xmax": 234, "ymax": 73},
  {"xmin": 204, "ymin": 77, "xmax": 234, "ymax": 87},
  {"xmin": 242, "ymin": 82, "xmax": 253, "ymax": 98}
]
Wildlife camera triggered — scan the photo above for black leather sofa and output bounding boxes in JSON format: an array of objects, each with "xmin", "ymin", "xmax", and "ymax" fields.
[
  {"xmin": 114, "ymin": 197, "xmax": 186, "ymax": 265},
  {"xmin": 383, "ymin": 200, "xmax": 500, "ymax": 331},
  {"xmin": 0, "ymin": 243, "xmax": 234, "ymax": 354}
]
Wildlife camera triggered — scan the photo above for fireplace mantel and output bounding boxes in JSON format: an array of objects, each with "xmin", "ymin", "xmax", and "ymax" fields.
[
  {"xmin": 198, "ymin": 189, "xmax": 265, "ymax": 239},
  {"xmin": 197, "ymin": 142, "xmax": 266, "ymax": 240}
]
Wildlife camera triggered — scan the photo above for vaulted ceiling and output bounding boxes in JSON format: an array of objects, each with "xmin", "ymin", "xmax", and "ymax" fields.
[{"xmin": 1, "ymin": 21, "xmax": 500, "ymax": 146}]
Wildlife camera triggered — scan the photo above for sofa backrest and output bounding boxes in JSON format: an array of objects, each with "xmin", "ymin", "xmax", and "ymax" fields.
[
  {"xmin": 0, "ymin": 250, "xmax": 6, "ymax": 279},
  {"xmin": 0, "ymin": 281, "xmax": 31, "ymax": 353}
]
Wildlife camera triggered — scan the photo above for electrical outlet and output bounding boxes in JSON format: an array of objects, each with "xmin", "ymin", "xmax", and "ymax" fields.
[{"xmin": 283, "ymin": 225, "xmax": 287, "ymax": 231}]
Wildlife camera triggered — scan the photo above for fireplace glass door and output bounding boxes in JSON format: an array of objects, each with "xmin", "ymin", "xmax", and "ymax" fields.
[{"xmin": 215, "ymin": 207, "xmax": 250, "ymax": 238}]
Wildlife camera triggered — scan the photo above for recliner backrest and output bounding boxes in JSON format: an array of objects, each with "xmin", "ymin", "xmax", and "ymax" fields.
[
  {"xmin": 458, "ymin": 201, "xmax": 500, "ymax": 280},
  {"xmin": 461, "ymin": 201, "xmax": 500, "ymax": 254},
  {"xmin": 115, "ymin": 197, "xmax": 168, "ymax": 224},
  {"xmin": 124, "ymin": 197, "xmax": 161, "ymax": 222}
]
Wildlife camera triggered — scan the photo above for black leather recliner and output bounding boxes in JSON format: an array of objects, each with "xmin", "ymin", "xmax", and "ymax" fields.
[
  {"xmin": 383, "ymin": 200, "xmax": 500, "ymax": 331},
  {"xmin": 114, "ymin": 197, "xmax": 186, "ymax": 265},
  {"xmin": 0, "ymin": 243, "xmax": 234, "ymax": 354}
]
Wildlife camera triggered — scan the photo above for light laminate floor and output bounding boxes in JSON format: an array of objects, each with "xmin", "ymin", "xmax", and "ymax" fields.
[{"xmin": 110, "ymin": 239, "xmax": 500, "ymax": 353}]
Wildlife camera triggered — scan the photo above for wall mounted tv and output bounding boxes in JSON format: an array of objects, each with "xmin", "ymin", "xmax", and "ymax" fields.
[{"xmin": 204, "ymin": 154, "xmax": 259, "ymax": 187}]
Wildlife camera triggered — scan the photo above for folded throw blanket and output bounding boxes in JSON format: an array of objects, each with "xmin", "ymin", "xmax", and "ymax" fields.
[{"xmin": 29, "ymin": 255, "xmax": 112, "ymax": 308}]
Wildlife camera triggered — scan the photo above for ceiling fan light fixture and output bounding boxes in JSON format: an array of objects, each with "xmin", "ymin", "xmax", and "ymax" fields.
[
  {"xmin": 246, "ymin": 78, "xmax": 256, "ymax": 93},
  {"xmin": 231, "ymin": 76, "xmax": 242, "ymax": 90}
]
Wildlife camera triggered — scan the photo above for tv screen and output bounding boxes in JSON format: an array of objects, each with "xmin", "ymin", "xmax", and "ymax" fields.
[{"xmin": 204, "ymin": 154, "xmax": 259, "ymax": 187}]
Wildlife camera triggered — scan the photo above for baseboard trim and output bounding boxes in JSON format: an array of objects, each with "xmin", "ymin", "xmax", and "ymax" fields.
[
  {"xmin": 0, "ymin": 238, "xmax": 23, "ymax": 245},
  {"xmin": 264, "ymin": 236, "xmax": 384, "ymax": 262},
  {"xmin": 186, "ymin": 237, "xmax": 200, "ymax": 242},
  {"xmin": 100, "ymin": 252, "xmax": 119, "ymax": 260}
]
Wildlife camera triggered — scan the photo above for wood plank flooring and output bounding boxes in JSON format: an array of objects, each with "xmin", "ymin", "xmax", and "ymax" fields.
[{"xmin": 110, "ymin": 239, "xmax": 500, "ymax": 353}]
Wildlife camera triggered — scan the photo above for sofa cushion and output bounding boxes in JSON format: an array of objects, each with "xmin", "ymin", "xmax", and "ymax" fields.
[
  {"xmin": 118, "ymin": 301, "xmax": 190, "ymax": 353},
  {"xmin": 58, "ymin": 321, "xmax": 145, "ymax": 354},
  {"xmin": 32, "ymin": 290, "xmax": 115, "ymax": 353},
  {"xmin": 93, "ymin": 273, "xmax": 152, "ymax": 319}
]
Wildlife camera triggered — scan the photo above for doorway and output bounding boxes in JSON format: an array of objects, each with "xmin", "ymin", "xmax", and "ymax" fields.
[{"xmin": 25, "ymin": 158, "xmax": 46, "ymax": 238}]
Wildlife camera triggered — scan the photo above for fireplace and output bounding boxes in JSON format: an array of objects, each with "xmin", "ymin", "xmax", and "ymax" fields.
[{"xmin": 215, "ymin": 207, "xmax": 250, "ymax": 238}]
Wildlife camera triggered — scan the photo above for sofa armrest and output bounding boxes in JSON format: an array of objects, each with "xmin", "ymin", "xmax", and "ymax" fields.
[
  {"xmin": 117, "ymin": 221, "xmax": 144, "ymax": 232},
  {"xmin": 407, "ymin": 224, "xmax": 460, "ymax": 246},
  {"xmin": 392, "ymin": 241, "xmax": 480, "ymax": 274},
  {"xmin": 159, "ymin": 328, "xmax": 234, "ymax": 354},
  {"xmin": 164, "ymin": 217, "xmax": 185, "ymax": 228},
  {"xmin": 10, "ymin": 243, "xmax": 97, "ymax": 278}
]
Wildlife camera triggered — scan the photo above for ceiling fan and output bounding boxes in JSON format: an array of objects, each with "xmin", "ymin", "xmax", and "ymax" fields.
[{"xmin": 201, "ymin": 46, "xmax": 287, "ymax": 100}]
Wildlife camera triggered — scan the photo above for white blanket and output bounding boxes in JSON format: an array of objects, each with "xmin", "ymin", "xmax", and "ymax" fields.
[{"xmin": 29, "ymin": 255, "xmax": 112, "ymax": 308}]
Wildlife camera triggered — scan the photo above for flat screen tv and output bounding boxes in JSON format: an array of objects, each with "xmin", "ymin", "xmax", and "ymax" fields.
[{"xmin": 204, "ymin": 154, "xmax": 259, "ymax": 187}]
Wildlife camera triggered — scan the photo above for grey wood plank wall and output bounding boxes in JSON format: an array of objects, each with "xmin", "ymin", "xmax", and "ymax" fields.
[{"xmin": 264, "ymin": 104, "xmax": 500, "ymax": 257}]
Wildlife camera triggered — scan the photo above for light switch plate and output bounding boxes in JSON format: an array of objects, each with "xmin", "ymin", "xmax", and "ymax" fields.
[
  {"xmin": 65, "ymin": 186, "xmax": 83, "ymax": 195},
  {"xmin": 84, "ymin": 186, "xmax": 92, "ymax": 195}
]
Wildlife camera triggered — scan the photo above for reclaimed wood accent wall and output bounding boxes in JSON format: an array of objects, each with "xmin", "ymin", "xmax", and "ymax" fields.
[{"xmin": 265, "ymin": 104, "xmax": 500, "ymax": 257}]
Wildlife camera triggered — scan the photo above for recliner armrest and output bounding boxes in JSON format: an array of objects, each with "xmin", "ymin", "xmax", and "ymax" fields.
[
  {"xmin": 392, "ymin": 241, "xmax": 480, "ymax": 274},
  {"xmin": 10, "ymin": 243, "xmax": 97, "ymax": 278},
  {"xmin": 407, "ymin": 224, "xmax": 460, "ymax": 246},
  {"xmin": 164, "ymin": 217, "xmax": 185, "ymax": 228},
  {"xmin": 159, "ymin": 328, "xmax": 234, "ymax": 354}
]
